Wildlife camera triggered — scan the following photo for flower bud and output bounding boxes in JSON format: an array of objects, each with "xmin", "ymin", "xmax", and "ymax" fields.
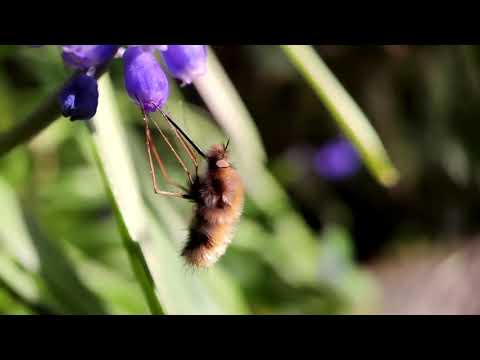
[
  {"xmin": 162, "ymin": 45, "xmax": 207, "ymax": 85},
  {"xmin": 62, "ymin": 45, "xmax": 119, "ymax": 70},
  {"xmin": 123, "ymin": 46, "xmax": 169, "ymax": 113},
  {"xmin": 58, "ymin": 74, "xmax": 99, "ymax": 121}
]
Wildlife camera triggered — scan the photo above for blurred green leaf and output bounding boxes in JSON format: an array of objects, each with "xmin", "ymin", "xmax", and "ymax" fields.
[
  {"xmin": 193, "ymin": 46, "xmax": 266, "ymax": 165},
  {"xmin": 281, "ymin": 45, "xmax": 399, "ymax": 187},
  {"xmin": 0, "ymin": 176, "xmax": 108, "ymax": 314},
  {"xmin": 0, "ymin": 252, "xmax": 41, "ymax": 307},
  {"xmin": 65, "ymin": 245, "xmax": 150, "ymax": 314},
  {"xmin": 317, "ymin": 224, "xmax": 381, "ymax": 313},
  {"xmin": 0, "ymin": 288, "xmax": 34, "ymax": 315}
]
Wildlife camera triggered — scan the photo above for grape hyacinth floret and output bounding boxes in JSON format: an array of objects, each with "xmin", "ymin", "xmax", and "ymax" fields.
[
  {"xmin": 130, "ymin": 45, "xmax": 168, "ymax": 52},
  {"xmin": 62, "ymin": 45, "xmax": 120, "ymax": 71},
  {"xmin": 123, "ymin": 46, "xmax": 169, "ymax": 113},
  {"xmin": 31, "ymin": 45, "xmax": 208, "ymax": 121},
  {"xmin": 58, "ymin": 74, "xmax": 99, "ymax": 121},
  {"xmin": 162, "ymin": 45, "xmax": 207, "ymax": 85}
]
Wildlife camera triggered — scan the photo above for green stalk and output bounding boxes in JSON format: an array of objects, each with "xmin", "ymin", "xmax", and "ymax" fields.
[
  {"xmin": 194, "ymin": 46, "xmax": 266, "ymax": 165},
  {"xmin": 86, "ymin": 75, "xmax": 164, "ymax": 314},
  {"xmin": 281, "ymin": 45, "xmax": 399, "ymax": 187}
]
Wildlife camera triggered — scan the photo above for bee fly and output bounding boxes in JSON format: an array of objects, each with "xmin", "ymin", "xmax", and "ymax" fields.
[{"xmin": 140, "ymin": 107, "xmax": 244, "ymax": 268}]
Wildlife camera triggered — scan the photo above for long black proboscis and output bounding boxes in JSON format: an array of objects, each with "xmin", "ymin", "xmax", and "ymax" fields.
[{"xmin": 159, "ymin": 110, "xmax": 207, "ymax": 159}]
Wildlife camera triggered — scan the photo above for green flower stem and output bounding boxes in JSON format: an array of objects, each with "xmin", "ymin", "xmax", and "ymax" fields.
[{"xmin": 86, "ymin": 75, "xmax": 164, "ymax": 314}]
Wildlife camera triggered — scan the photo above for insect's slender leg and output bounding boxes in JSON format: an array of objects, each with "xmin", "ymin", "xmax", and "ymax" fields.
[
  {"xmin": 143, "ymin": 111, "xmax": 189, "ymax": 191},
  {"xmin": 143, "ymin": 113, "xmax": 161, "ymax": 193},
  {"xmin": 149, "ymin": 140, "xmax": 189, "ymax": 192},
  {"xmin": 158, "ymin": 109, "xmax": 206, "ymax": 159},
  {"xmin": 141, "ymin": 106, "xmax": 186, "ymax": 198},
  {"xmin": 150, "ymin": 116, "xmax": 194, "ymax": 184},
  {"xmin": 153, "ymin": 190, "xmax": 186, "ymax": 198},
  {"xmin": 168, "ymin": 122, "xmax": 199, "ymax": 176},
  {"xmin": 170, "ymin": 103, "xmax": 198, "ymax": 169}
]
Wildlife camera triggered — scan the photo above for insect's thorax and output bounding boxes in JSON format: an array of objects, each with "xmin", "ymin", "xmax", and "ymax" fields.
[{"xmin": 187, "ymin": 167, "xmax": 241, "ymax": 209}]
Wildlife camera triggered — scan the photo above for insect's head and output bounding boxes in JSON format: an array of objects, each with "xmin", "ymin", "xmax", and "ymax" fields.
[{"xmin": 207, "ymin": 143, "xmax": 230, "ymax": 169}]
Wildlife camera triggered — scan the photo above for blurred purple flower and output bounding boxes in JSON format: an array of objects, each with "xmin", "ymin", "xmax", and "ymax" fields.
[
  {"xmin": 58, "ymin": 74, "xmax": 99, "ymax": 121},
  {"xmin": 313, "ymin": 138, "xmax": 361, "ymax": 181},
  {"xmin": 162, "ymin": 45, "xmax": 207, "ymax": 85},
  {"xmin": 62, "ymin": 45, "xmax": 119, "ymax": 70},
  {"xmin": 123, "ymin": 46, "xmax": 169, "ymax": 113}
]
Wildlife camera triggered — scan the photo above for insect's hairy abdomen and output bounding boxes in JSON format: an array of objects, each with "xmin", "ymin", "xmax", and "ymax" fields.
[{"xmin": 182, "ymin": 167, "xmax": 244, "ymax": 268}]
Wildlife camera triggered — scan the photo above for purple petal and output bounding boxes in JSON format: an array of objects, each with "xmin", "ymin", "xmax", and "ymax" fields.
[
  {"xmin": 62, "ymin": 45, "xmax": 119, "ymax": 70},
  {"xmin": 123, "ymin": 46, "xmax": 169, "ymax": 113},
  {"xmin": 162, "ymin": 45, "xmax": 207, "ymax": 85},
  {"xmin": 58, "ymin": 74, "xmax": 99, "ymax": 121}
]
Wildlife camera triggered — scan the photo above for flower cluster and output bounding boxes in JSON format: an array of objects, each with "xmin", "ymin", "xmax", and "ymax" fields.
[{"xmin": 38, "ymin": 45, "xmax": 207, "ymax": 121}]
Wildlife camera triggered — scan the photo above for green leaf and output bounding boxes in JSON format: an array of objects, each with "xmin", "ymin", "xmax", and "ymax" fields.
[
  {"xmin": 193, "ymin": 46, "xmax": 266, "ymax": 165},
  {"xmin": 64, "ymin": 245, "xmax": 150, "ymax": 314},
  {"xmin": 280, "ymin": 45, "xmax": 399, "ymax": 187},
  {"xmin": 0, "ymin": 176, "xmax": 108, "ymax": 314}
]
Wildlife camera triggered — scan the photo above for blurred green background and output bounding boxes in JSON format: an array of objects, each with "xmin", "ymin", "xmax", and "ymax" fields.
[{"xmin": 1, "ymin": 45, "xmax": 480, "ymax": 314}]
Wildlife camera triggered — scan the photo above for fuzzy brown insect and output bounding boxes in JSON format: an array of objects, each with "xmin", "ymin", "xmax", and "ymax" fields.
[{"xmin": 141, "ymin": 108, "xmax": 244, "ymax": 268}]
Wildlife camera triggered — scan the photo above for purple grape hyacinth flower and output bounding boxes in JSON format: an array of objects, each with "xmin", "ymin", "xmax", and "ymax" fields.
[
  {"xmin": 153, "ymin": 45, "xmax": 168, "ymax": 51},
  {"xmin": 162, "ymin": 45, "xmax": 207, "ymax": 85},
  {"xmin": 62, "ymin": 45, "xmax": 119, "ymax": 70},
  {"xmin": 58, "ymin": 74, "xmax": 99, "ymax": 121},
  {"xmin": 130, "ymin": 45, "xmax": 168, "ymax": 52},
  {"xmin": 123, "ymin": 46, "xmax": 169, "ymax": 113},
  {"xmin": 313, "ymin": 138, "xmax": 361, "ymax": 181}
]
